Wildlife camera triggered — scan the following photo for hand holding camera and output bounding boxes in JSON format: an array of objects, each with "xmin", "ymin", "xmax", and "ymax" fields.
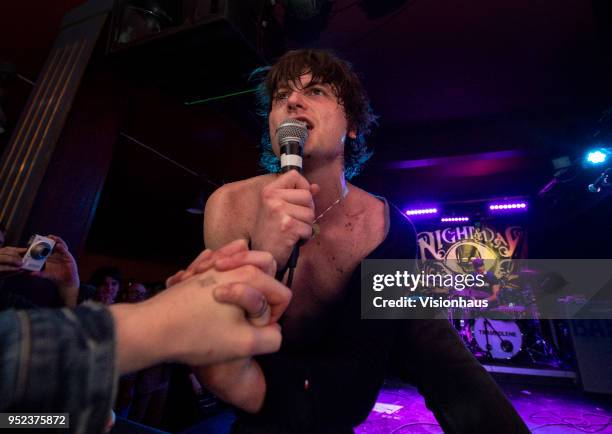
[{"xmin": 0, "ymin": 234, "xmax": 80, "ymax": 307}]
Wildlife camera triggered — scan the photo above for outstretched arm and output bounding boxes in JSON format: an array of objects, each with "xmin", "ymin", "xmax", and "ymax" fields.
[{"xmin": 113, "ymin": 262, "xmax": 288, "ymax": 374}]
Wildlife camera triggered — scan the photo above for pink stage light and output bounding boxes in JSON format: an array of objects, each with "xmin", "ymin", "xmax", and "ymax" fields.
[
  {"xmin": 489, "ymin": 202, "xmax": 527, "ymax": 211},
  {"xmin": 440, "ymin": 216, "xmax": 470, "ymax": 222},
  {"xmin": 405, "ymin": 207, "xmax": 438, "ymax": 216}
]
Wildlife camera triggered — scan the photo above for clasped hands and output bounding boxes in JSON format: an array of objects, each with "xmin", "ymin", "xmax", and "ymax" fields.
[
  {"xmin": 166, "ymin": 238, "xmax": 289, "ymax": 327},
  {"xmin": 112, "ymin": 238, "xmax": 290, "ymax": 382},
  {"xmin": 153, "ymin": 239, "xmax": 291, "ymax": 366},
  {"xmin": 155, "ymin": 239, "xmax": 291, "ymax": 413}
]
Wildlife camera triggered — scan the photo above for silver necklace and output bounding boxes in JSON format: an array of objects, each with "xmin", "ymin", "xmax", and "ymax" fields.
[{"xmin": 311, "ymin": 188, "xmax": 349, "ymax": 238}]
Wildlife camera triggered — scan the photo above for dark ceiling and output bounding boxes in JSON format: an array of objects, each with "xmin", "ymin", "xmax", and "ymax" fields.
[{"xmin": 1, "ymin": 0, "xmax": 612, "ymax": 265}]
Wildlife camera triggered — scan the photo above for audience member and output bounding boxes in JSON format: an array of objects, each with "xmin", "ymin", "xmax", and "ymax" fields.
[{"xmin": 89, "ymin": 266, "xmax": 123, "ymax": 305}]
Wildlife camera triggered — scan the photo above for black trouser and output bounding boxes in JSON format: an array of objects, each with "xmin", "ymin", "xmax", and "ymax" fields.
[
  {"xmin": 396, "ymin": 319, "xmax": 531, "ymax": 434},
  {"xmin": 232, "ymin": 319, "xmax": 530, "ymax": 434}
]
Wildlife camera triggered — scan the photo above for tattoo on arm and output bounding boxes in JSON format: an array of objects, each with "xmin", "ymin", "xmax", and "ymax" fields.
[{"xmin": 198, "ymin": 276, "xmax": 217, "ymax": 288}]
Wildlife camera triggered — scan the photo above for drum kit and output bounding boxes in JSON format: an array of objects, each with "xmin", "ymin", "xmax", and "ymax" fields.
[
  {"xmin": 458, "ymin": 317, "xmax": 559, "ymax": 363},
  {"xmin": 472, "ymin": 318, "xmax": 523, "ymax": 359},
  {"xmin": 448, "ymin": 271, "xmax": 561, "ymax": 365}
]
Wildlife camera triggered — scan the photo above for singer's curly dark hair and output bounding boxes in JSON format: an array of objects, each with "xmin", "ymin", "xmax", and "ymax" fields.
[{"xmin": 251, "ymin": 49, "xmax": 377, "ymax": 180}]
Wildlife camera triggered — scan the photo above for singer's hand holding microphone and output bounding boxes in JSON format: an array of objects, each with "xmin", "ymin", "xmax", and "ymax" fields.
[{"xmin": 250, "ymin": 119, "xmax": 319, "ymax": 270}]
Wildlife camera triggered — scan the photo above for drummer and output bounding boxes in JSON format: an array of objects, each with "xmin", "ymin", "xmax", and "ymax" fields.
[{"xmin": 472, "ymin": 258, "xmax": 501, "ymax": 306}]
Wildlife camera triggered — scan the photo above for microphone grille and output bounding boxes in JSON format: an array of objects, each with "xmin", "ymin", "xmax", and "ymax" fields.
[{"xmin": 276, "ymin": 119, "xmax": 308, "ymax": 147}]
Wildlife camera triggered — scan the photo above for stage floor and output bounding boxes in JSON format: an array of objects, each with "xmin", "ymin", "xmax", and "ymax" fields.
[
  {"xmin": 178, "ymin": 379, "xmax": 612, "ymax": 433},
  {"xmin": 357, "ymin": 380, "xmax": 612, "ymax": 434}
]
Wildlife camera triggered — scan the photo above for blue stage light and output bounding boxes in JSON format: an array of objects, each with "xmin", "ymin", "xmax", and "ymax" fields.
[{"xmin": 586, "ymin": 149, "xmax": 608, "ymax": 165}]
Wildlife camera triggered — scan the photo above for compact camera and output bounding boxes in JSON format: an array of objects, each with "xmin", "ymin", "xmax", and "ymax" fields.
[{"xmin": 21, "ymin": 235, "xmax": 56, "ymax": 272}]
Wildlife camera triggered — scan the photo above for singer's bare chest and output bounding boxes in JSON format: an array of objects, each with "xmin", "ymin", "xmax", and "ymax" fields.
[
  {"xmin": 231, "ymin": 175, "xmax": 388, "ymax": 322},
  {"xmin": 282, "ymin": 196, "xmax": 388, "ymax": 322}
]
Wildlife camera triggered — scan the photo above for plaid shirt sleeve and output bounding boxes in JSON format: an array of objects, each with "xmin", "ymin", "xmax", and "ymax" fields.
[{"xmin": 0, "ymin": 302, "xmax": 118, "ymax": 434}]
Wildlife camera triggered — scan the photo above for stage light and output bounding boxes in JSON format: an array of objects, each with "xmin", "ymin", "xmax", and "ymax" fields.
[
  {"xmin": 585, "ymin": 149, "xmax": 609, "ymax": 165},
  {"xmin": 551, "ymin": 156, "xmax": 572, "ymax": 170},
  {"xmin": 440, "ymin": 217, "xmax": 469, "ymax": 222},
  {"xmin": 489, "ymin": 202, "xmax": 528, "ymax": 212},
  {"xmin": 405, "ymin": 207, "xmax": 438, "ymax": 216}
]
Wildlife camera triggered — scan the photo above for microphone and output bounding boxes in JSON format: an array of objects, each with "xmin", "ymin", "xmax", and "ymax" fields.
[
  {"xmin": 588, "ymin": 168, "xmax": 611, "ymax": 193},
  {"xmin": 275, "ymin": 119, "xmax": 309, "ymax": 285},
  {"xmin": 277, "ymin": 119, "xmax": 308, "ymax": 174}
]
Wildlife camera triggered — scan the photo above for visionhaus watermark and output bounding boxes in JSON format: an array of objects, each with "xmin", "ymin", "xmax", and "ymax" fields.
[
  {"xmin": 372, "ymin": 270, "xmax": 489, "ymax": 309},
  {"xmin": 372, "ymin": 271, "xmax": 486, "ymax": 292},
  {"xmin": 361, "ymin": 259, "xmax": 612, "ymax": 320}
]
